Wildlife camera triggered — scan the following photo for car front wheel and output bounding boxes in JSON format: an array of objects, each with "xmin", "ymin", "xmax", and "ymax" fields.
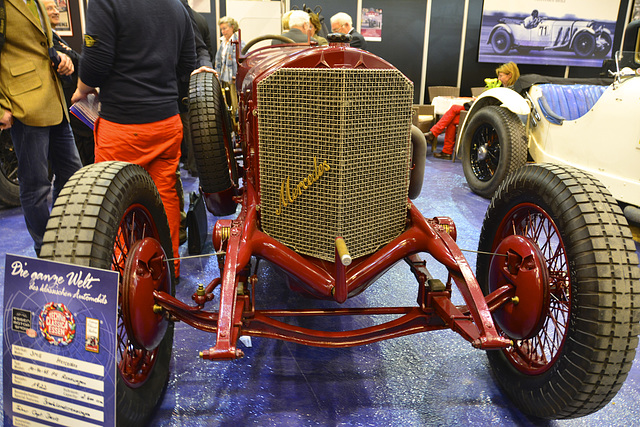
[
  {"xmin": 573, "ymin": 32, "xmax": 596, "ymax": 57},
  {"xmin": 461, "ymin": 106, "xmax": 527, "ymax": 198},
  {"xmin": 491, "ymin": 28, "xmax": 512, "ymax": 54},
  {"xmin": 477, "ymin": 163, "xmax": 640, "ymax": 419},
  {"xmin": 40, "ymin": 161, "xmax": 175, "ymax": 427}
]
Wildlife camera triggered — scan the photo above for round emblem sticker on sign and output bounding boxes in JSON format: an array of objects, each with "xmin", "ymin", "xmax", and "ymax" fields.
[{"xmin": 39, "ymin": 302, "xmax": 76, "ymax": 346}]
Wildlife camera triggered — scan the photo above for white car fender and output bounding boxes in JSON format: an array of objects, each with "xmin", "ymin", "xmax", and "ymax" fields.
[
  {"xmin": 458, "ymin": 87, "xmax": 530, "ymax": 145},
  {"xmin": 487, "ymin": 23, "xmax": 513, "ymax": 44}
]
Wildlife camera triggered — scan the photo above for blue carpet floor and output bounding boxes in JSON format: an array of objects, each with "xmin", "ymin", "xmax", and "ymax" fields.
[{"xmin": 1, "ymin": 154, "xmax": 639, "ymax": 426}]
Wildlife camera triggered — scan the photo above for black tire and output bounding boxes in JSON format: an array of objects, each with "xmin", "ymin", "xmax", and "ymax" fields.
[
  {"xmin": 40, "ymin": 161, "xmax": 175, "ymax": 427},
  {"xmin": 461, "ymin": 106, "xmax": 527, "ymax": 198},
  {"xmin": 0, "ymin": 130, "xmax": 20, "ymax": 207},
  {"xmin": 477, "ymin": 163, "xmax": 640, "ymax": 419},
  {"xmin": 595, "ymin": 32, "xmax": 612, "ymax": 58},
  {"xmin": 188, "ymin": 72, "xmax": 236, "ymax": 193},
  {"xmin": 491, "ymin": 28, "xmax": 512, "ymax": 54},
  {"xmin": 573, "ymin": 32, "xmax": 596, "ymax": 57}
]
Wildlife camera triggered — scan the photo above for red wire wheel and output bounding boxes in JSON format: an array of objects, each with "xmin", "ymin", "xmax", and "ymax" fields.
[
  {"xmin": 41, "ymin": 161, "xmax": 175, "ymax": 426},
  {"xmin": 488, "ymin": 204, "xmax": 565, "ymax": 375},
  {"xmin": 476, "ymin": 163, "xmax": 640, "ymax": 419},
  {"xmin": 116, "ymin": 207, "xmax": 168, "ymax": 387}
]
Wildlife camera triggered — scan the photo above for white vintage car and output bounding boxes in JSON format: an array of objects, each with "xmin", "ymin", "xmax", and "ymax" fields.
[
  {"xmin": 458, "ymin": 50, "xmax": 640, "ymax": 223},
  {"xmin": 489, "ymin": 17, "xmax": 612, "ymax": 58}
]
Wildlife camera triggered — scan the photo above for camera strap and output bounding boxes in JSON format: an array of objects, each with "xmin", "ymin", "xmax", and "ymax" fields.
[{"xmin": 0, "ymin": 0, "xmax": 6, "ymax": 53}]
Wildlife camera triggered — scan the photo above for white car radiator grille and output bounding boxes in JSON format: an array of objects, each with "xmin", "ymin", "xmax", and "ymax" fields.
[{"xmin": 257, "ymin": 68, "xmax": 413, "ymax": 261}]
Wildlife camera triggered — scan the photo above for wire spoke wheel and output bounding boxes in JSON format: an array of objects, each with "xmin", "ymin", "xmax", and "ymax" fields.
[
  {"xmin": 573, "ymin": 32, "xmax": 596, "ymax": 57},
  {"xmin": 477, "ymin": 163, "xmax": 640, "ymax": 419},
  {"xmin": 469, "ymin": 123, "xmax": 500, "ymax": 182},
  {"xmin": 0, "ymin": 130, "xmax": 20, "ymax": 206},
  {"xmin": 114, "ymin": 205, "xmax": 162, "ymax": 387},
  {"xmin": 462, "ymin": 106, "xmax": 526, "ymax": 198},
  {"xmin": 491, "ymin": 28, "xmax": 512, "ymax": 54},
  {"xmin": 40, "ymin": 162, "xmax": 175, "ymax": 426},
  {"xmin": 495, "ymin": 203, "xmax": 569, "ymax": 374}
]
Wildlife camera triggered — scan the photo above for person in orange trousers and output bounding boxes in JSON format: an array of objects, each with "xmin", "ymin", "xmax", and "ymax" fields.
[
  {"xmin": 93, "ymin": 116, "xmax": 183, "ymax": 277},
  {"xmin": 72, "ymin": 0, "xmax": 197, "ymax": 279},
  {"xmin": 426, "ymin": 104, "xmax": 466, "ymax": 160},
  {"xmin": 427, "ymin": 62, "xmax": 520, "ymax": 160}
]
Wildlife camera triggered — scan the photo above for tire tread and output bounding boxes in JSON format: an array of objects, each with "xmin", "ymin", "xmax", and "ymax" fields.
[{"xmin": 478, "ymin": 163, "xmax": 640, "ymax": 419}]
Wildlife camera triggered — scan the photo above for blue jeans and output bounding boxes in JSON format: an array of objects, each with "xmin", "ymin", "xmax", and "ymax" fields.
[{"xmin": 10, "ymin": 118, "xmax": 83, "ymax": 254}]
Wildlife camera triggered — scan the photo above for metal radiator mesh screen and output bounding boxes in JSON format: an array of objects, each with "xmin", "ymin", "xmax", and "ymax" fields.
[{"xmin": 258, "ymin": 68, "xmax": 413, "ymax": 261}]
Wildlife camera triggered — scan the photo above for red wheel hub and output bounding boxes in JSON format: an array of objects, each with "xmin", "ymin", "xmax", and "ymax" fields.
[
  {"xmin": 489, "ymin": 235, "xmax": 550, "ymax": 340},
  {"xmin": 122, "ymin": 237, "xmax": 170, "ymax": 351}
]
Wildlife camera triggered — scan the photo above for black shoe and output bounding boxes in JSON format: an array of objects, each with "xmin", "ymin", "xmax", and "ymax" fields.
[
  {"xmin": 179, "ymin": 211, "xmax": 187, "ymax": 245},
  {"xmin": 433, "ymin": 151, "xmax": 452, "ymax": 160},
  {"xmin": 424, "ymin": 131, "xmax": 436, "ymax": 143}
]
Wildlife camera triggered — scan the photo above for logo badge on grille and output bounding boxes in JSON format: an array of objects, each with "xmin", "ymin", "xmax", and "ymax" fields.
[{"xmin": 276, "ymin": 157, "xmax": 330, "ymax": 215}]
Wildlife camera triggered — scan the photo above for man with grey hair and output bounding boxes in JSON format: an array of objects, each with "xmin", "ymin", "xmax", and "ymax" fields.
[
  {"xmin": 273, "ymin": 10, "xmax": 311, "ymax": 44},
  {"xmin": 330, "ymin": 12, "xmax": 367, "ymax": 49}
]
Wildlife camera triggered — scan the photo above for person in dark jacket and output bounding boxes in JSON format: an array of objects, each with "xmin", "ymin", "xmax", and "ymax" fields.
[
  {"xmin": 330, "ymin": 12, "xmax": 367, "ymax": 49},
  {"xmin": 272, "ymin": 10, "xmax": 312, "ymax": 44},
  {"xmin": 44, "ymin": 0, "xmax": 94, "ymax": 165},
  {"xmin": 72, "ymin": 0, "xmax": 197, "ymax": 277}
]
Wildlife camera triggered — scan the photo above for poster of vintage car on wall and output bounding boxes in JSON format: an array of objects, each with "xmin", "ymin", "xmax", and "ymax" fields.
[{"xmin": 478, "ymin": 0, "xmax": 620, "ymax": 67}]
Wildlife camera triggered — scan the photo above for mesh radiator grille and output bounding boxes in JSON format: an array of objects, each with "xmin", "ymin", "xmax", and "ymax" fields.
[{"xmin": 258, "ymin": 68, "xmax": 413, "ymax": 261}]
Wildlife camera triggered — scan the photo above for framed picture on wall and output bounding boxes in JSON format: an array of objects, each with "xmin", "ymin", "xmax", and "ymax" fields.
[
  {"xmin": 55, "ymin": 0, "xmax": 73, "ymax": 36},
  {"xmin": 478, "ymin": 0, "xmax": 621, "ymax": 67},
  {"xmin": 189, "ymin": 0, "xmax": 211, "ymax": 14},
  {"xmin": 361, "ymin": 8, "xmax": 383, "ymax": 42}
]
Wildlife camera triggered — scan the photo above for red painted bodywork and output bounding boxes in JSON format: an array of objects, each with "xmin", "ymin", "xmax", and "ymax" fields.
[{"xmin": 150, "ymin": 40, "xmax": 537, "ymax": 360}]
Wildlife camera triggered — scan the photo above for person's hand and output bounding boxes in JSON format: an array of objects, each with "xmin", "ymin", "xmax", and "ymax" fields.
[
  {"xmin": 57, "ymin": 43, "xmax": 72, "ymax": 52},
  {"xmin": 0, "ymin": 109, "xmax": 13, "ymax": 131},
  {"xmin": 55, "ymin": 52, "xmax": 74, "ymax": 76},
  {"xmin": 71, "ymin": 78, "xmax": 98, "ymax": 104},
  {"xmin": 191, "ymin": 66, "xmax": 216, "ymax": 76}
]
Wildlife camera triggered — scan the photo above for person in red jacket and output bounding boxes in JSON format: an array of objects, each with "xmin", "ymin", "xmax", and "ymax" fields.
[{"xmin": 427, "ymin": 62, "xmax": 520, "ymax": 160}]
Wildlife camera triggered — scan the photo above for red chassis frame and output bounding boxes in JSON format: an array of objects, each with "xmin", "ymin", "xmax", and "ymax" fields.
[
  {"xmin": 152, "ymin": 179, "xmax": 517, "ymax": 360},
  {"xmin": 146, "ymin": 41, "xmax": 528, "ymax": 360}
]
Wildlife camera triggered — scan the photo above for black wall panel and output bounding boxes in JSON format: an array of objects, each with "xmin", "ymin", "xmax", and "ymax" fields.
[
  {"xmin": 291, "ymin": 0, "xmax": 358, "ymax": 34},
  {"xmin": 427, "ymin": 0, "xmax": 464, "ymax": 93},
  {"xmin": 354, "ymin": 0, "xmax": 427, "ymax": 101},
  {"xmin": 188, "ymin": 0, "xmax": 633, "ymax": 101},
  {"xmin": 291, "ymin": 1, "xmax": 426, "ymax": 101}
]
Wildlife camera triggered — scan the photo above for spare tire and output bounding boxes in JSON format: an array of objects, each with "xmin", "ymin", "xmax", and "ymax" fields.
[{"xmin": 188, "ymin": 72, "xmax": 237, "ymax": 193}]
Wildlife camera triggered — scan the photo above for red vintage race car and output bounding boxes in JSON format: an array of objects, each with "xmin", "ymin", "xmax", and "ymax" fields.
[{"xmin": 40, "ymin": 33, "xmax": 639, "ymax": 425}]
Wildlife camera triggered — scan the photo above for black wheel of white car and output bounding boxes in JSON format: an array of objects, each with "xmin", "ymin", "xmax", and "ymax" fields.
[
  {"xmin": 573, "ymin": 32, "xmax": 596, "ymax": 57},
  {"xmin": 189, "ymin": 72, "xmax": 237, "ymax": 193},
  {"xmin": 491, "ymin": 28, "xmax": 512, "ymax": 54},
  {"xmin": 0, "ymin": 130, "xmax": 20, "ymax": 207},
  {"xmin": 477, "ymin": 163, "xmax": 640, "ymax": 419},
  {"xmin": 595, "ymin": 32, "xmax": 612, "ymax": 58},
  {"xmin": 40, "ymin": 161, "xmax": 175, "ymax": 427},
  {"xmin": 461, "ymin": 106, "xmax": 527, "ymax": 198}
]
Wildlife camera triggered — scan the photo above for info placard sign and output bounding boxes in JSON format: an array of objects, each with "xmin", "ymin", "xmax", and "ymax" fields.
[{"xmin": 3, "ymin": 254, "xmax": 118, "ymax": 426}]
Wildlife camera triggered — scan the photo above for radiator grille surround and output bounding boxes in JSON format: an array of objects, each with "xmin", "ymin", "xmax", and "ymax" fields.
[{"xmin": 258, "ymin": 68, "xmax": 413, "ymax": 261}]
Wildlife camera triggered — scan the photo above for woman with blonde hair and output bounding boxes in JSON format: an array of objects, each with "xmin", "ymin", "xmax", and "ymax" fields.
[
  {"xmin": 427, "ymin": 62, "xmax": 520, "ymax": 159},
  {"xmin": 495, "ymin": 62, "xmax": 520, "ymax": 87}
]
